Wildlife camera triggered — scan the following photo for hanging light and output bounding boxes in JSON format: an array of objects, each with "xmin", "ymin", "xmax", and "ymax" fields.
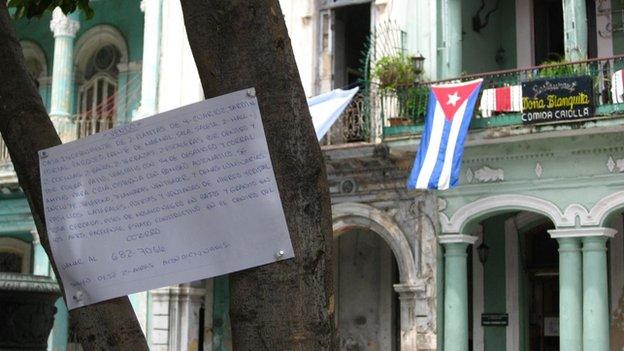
[
  {"xmin": 477, "ymin": 241, "xmax": 490, "ymax": 265},
  {"xmin": 410, "ymin": 53, "xmax": 426, "ymax": 75}
]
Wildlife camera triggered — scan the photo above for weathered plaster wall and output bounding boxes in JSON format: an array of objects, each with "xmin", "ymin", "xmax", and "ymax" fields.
[
  {"xmin": 336, "ymin": 228, "xmax": 395, "ymax": 350},
  {"xmin": 280, "ymin": 0, "xmax": 316, "ymax": 97},
  {"xmin": 324, "ymin": 143, "xmax": 439, "ymax": 350}
]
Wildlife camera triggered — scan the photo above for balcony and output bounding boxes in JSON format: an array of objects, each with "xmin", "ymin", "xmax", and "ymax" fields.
[{"xmin": 376, "ymin": 55, "xmax": 624, "ymax": 140}]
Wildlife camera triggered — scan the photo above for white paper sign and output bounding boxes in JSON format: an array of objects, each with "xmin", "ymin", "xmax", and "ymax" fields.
[{"xmin": 39, "ymin": 88, "xmax": 293, "ymax": 309}]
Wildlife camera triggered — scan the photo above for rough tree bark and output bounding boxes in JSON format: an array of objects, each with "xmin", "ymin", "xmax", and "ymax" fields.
[
  {"xmin": 0, "ymin": 3, "xmax": 148, "ymax": 350},
  {"xmin": 180, "ymin": 1, "xmax": 337, "ymax": 350}
]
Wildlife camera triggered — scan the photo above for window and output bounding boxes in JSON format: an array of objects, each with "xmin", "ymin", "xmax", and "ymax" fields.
[
  {"xmin": 77, "ymin": 45, "xmax": 121, "ymax": 138},
  {"xmin": 0, "ymin": 238, "xmax": 31, "ymax": 273}
]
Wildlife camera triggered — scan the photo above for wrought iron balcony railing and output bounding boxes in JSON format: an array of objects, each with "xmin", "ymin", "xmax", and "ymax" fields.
[
  {"xmin": 378, "ymin": 54, "xmax": 624, "ymax": 138},
  {"xmin": 321, "ymin": 92, "xmax": 371, "ymax": 146}
]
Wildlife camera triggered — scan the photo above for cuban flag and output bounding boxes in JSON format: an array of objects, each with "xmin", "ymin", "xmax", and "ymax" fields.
[{"xmin": 407, "ymin": 79, "xmax": 483, "ymax": 190}]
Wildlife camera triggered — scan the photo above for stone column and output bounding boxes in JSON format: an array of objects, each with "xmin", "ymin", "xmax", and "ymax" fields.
[
  {"xmin": 563, "ymin": 0, "xmax": 588, "ymax": 61},
  {"xmin": 582, "ymin": 228, "xmax": 615, "ymax": 351},
  {"xmin": 394, "ymin": 283, "xmax": 420, "ymax": 351},
  {"xmin": 439, "ymin": 234, "xmax": 477, "ymax": 351},
  {"xmin": 548, "ymin": 230, "xmax": 583, "ymax": 351},
  {"xmin": 441, "ymin": 0, "xmax": 461, "ymax": 78},
  {"xmin": 167, "ymin": 284, "xmax": 206, "ymax": 350},
  {"xmin": 49, "ymin": 8, "xmax": 79, "ymax": 141},
  {"xmin": 136, "ymin": 0, "xmax": 162, "ymax": 119},
  {"xmin": 550, "ymin": 227, "xmax": 615, "ymax": 351}
]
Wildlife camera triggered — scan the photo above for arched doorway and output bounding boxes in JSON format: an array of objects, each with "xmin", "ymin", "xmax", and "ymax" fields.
[
  {"xmin": 468, "ymin": 212, "xmax": 558, "ymax": 351},
  {"xmin": 333, "ymin": 227, "xmax": 399, "ymax": 350},
  {"xmin": 333, "ymin": 202, "xmax": 422, "ymax": 351}
]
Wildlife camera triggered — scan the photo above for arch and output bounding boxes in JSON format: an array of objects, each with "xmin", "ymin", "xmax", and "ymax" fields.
[
  {"xmin": 20, "ymin": 40, "xmax": 48, "ymax": 79},
  {"xmin": 74, "ymin": 25, "xmax": 128, "ymax": 81},
  {"xmin": 332, "ymin": 202, "xmax": 418, "ymax": 285},
  {"xmin": 588, "ymin": 190, "xmax": 624, "ymax": 226},
  {"xmin": 440, "ymin": 194, "xmax": 572, "ymax": 234}
]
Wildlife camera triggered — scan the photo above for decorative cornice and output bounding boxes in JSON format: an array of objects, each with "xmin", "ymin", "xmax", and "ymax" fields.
[
  {"xmin": 50, "ymin": 8, "xmax": 80, "ymax": 38},
  {"xmin": 0, "ymin": 273, "xmax": 60, "ymax": 293},
  {"xmin": 548, "ymin": 227, "xmax": 617, "ymax": 239},
  {"xmin": 438, "ymin": 234, "xmax": 478, "ymax": 244},
  {"xmin": 474, "ymin": 165, "xmax": 504, "ymax": 183},
  {"xmin": 393, "ymin": 282, "xmax": 427, "ymax": 298}
]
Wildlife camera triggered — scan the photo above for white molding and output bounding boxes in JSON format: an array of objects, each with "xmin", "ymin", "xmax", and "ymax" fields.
[
  {"xmin": 548, "ymin": 227, "xmax": 617, "ymax": 238},
  {"xmin": 74, "ymin": 24, "xmax": 129, "ymax": 78},
  {"xmin": 50, "ymin": 8, "xmax": 80, "ymax": 38},
  {"xmin": 332, "ymin": 202, "xmax": 419, "ymax": 286},
  {"xmin": 440, "ymin": 194, "xmax": 572, "ymax": 233},
  {"xmin": 438, "ymin": 234, "xmax": 478, "ymax": 245},
  {"xmin": 505, "ymin": 218, "xmax": 520, "ymax": 351},
  {"xmin": 473, "ymin": 166, "xmax": 504, "ymax": 183},
  {"xmin": 587, "ymin": 190, "xmax": 624, "ymax": 226},
  {"xmin": 117, "ymin": 61, "xmax": 142, "ymax": 73},
  {"xmin": 472, "ymin": 225, "xmax": 484, "ymax": 351}
]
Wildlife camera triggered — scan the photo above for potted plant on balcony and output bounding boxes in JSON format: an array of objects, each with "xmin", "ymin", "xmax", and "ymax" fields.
[{"xmin": 373, "ymin": 54, "xmax": 418, "ymax": 126}]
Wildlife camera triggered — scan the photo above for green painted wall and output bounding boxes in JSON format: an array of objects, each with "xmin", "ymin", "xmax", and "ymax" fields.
[
  {"xmin": 441, "ymin": 131, "xmax": 624, "ymax": 231},
  {"xmin": 76, "ymin": 0, "xmax": 144, "ymax": 62},
  {"xmin": 462, "ymin": 0, "xmax": 517, "ymax": 73},
  {"xmin": 13, "ymin": 13, "xmax": 54, "ymax": 76},
  {"xmin": 482, "ymin": 215, "xmax": 507, "ymax": 351}
]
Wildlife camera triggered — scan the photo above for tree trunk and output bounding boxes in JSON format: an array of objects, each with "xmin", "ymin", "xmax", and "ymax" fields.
[
  {"xmin": 0, "ymin": 3, "xmax": 148, "ymax": 350},
  {"xmin": 180, "ymin": 1, "xmax": 336, "ymax": 350}
]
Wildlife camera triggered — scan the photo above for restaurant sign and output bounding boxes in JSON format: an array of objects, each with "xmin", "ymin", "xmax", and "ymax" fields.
[{"xmin": 521, "ymin": 76, "xmax": 594, "ymax": 124}]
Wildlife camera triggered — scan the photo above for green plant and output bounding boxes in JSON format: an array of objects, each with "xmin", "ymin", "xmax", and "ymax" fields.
[
  {"xmin": 373, "ymin": 55, "xmax": 417, "ymax": 90},
  {"xmin": 399, "ymin": 85, "xmax": 430, "ymax": 123},
  {"xmin": 538, "ymin": 59, "xmax": 578, "ymax": 78}
]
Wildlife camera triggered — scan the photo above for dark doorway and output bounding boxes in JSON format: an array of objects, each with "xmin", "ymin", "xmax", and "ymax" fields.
[
  {"xmin": 333, "ymin": 3, "xmax": 371, "ymax": 88},
  {"xmin": 533, "ymin": 0, "xmax": 565, "ymax": 64},
  {"xmin": 334, "ymin": 228, "xmax": 400, "ymax": 351},
  {"xmin": 525, "ymin": 222, "xmax": 559, "ymax": 351},
  {"xmin": 533, "ymin": 0, "xmax": 597, "ymax": 63},
  {"xmin": 586, "ymin": 0, "xmax": 598, "ymax": 59}
]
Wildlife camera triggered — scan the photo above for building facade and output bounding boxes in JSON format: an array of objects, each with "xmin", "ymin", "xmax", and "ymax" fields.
[{"xmin": 4, "ymin": 0, "xmax": 624, "ymax": 350}]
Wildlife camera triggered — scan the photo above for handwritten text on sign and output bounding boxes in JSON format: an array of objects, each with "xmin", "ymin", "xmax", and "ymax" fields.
[{"xmin": 40, "ymin": 88, "xmax": 293, "ymax": 309}]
